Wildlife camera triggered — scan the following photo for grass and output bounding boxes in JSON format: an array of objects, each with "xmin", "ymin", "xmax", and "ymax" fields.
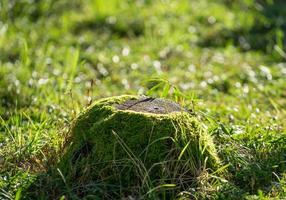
[{"xmin": 0, "ymin": 0, "xmax": 285, "ymax": 199}]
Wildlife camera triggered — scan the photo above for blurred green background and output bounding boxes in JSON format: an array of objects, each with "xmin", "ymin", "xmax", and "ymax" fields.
[{"xmin": 0, "ymin": 0, "xmax": 285, "ymax": 199}]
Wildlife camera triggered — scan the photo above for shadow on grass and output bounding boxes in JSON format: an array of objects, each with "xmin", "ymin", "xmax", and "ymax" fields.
[
  {"xmin": 198, "ymin": 0, "xmax": 286, "ymax": 55},
  {"xmin": 73, "ymin": 16, "xmax": 145, "ymax": 38},
  {"xmin": 2, "ymin": 0, "xmax": 82, "ymax": 22},
  {"xmin": 214, "ymin": 125, "xmax": 286, "ymax": 196},
  {"xmin": 0, "ymin": 78, "xmax": 32, "ymax": 115}
]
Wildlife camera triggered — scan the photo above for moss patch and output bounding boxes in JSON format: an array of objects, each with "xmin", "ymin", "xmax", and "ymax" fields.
[{"xmin": 58, "ymin": 95, "xmax": 219, "ymax": 197}]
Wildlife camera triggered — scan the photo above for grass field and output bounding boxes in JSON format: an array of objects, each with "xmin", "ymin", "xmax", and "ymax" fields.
[{"xmin": 0, "ymin": 0, "xmax": 286, "ymax": 199}]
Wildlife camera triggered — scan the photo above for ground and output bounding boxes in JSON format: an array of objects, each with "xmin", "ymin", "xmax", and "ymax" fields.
[{"xmin": 0, "ymin": 0, "xmax": 285, "ymax": 199}]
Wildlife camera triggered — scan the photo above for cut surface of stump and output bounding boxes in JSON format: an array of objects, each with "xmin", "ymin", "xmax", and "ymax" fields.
[{"xmin": 115, "ymin": 97, "xmax": 185, "ymax": 114}]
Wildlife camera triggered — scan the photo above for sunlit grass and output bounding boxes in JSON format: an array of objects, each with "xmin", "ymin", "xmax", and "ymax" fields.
[{"xmin": 0, "ymin": 0, "xmax": 285, "ymax": 199}]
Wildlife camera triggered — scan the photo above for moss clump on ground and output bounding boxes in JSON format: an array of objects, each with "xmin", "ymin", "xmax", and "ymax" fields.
[{"xmin": 58, "ymin": 95, "xmax": 219, "ymax": 198}]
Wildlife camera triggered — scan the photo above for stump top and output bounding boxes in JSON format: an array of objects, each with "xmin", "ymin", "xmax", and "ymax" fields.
[{"xmin": 115, "ymin": 97, "xmax": 185, "ymax": 114}]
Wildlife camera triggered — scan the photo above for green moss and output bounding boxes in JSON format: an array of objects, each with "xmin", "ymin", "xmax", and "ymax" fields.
[{"xmin": 59, "ymin": 95, "xmax": 219, "ymax": 196}]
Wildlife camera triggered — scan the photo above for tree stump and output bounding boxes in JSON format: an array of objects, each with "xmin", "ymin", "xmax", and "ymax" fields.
[{"xmin": 59, "ymin": 95, "xmax": 219, "ymax": 197}]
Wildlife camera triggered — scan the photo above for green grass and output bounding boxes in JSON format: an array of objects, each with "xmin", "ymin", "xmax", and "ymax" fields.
[{"xmin": 0, "ymin": 0, "xmax": 285, "ymax": 199}]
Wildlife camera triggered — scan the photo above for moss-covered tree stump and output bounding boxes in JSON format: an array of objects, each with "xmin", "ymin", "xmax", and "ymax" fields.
[{"xmin": 59, "ymin": 95, "xmax": 219, "ymax": 197}]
